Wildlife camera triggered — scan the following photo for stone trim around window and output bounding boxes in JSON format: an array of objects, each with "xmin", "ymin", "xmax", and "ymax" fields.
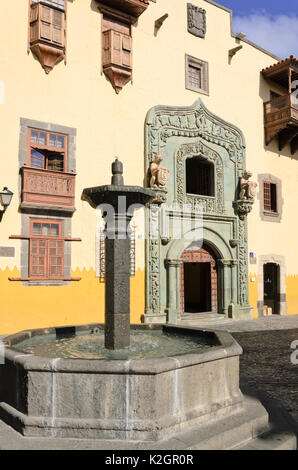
[
  {"xmin": 257, "ymin": 173, "xmax": 283, "ymax": 223},
  {"xmin": 185, "ymin": 54, "xmax": 209, "ymax": 96}
]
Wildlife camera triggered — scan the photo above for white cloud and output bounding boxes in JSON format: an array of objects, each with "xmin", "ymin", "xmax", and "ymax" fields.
[{"xmin": 233, "ymin": 13, "xmax": 298, "ymax": 58}]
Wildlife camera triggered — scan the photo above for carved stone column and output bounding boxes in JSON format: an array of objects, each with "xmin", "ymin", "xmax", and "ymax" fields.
[
  {"xmin": 218, "ymin": 259, "xmax": 232, "ymax": 317},
  {"xmin": 165, "ymin": 259, "xmax": 183, "ymax": 324},
  {"xmin": 231, "ymin": 259, "xmax": 238, "ymax": 305}
]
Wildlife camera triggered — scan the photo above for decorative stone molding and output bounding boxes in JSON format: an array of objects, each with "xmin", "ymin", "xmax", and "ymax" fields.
[
  {"xmin": 187, "ymin": 3, "xmax": 206, "ymax": 38},
  {"xmin": 145, "ymin": 99, "xmax": 246, "ymax": 166},
  {"xmin": 148, "ymin": 188, "xmax": 167, "ymax": 205},
  {"xmin": 233, "ymin": 199, "xmax": 254, "ymax": 220},
  {"xmin": 185, "ymin": 55, "xmax": 209, "ymax": 95},
  {"xmin": 176, "ymin": 141, "xmax": 224, "ymax": 214}
]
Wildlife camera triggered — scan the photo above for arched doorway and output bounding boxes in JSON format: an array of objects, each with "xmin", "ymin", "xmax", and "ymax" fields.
[{"xmin": 180, "ymin": 244, "xmax": 218, "ymax": 315}]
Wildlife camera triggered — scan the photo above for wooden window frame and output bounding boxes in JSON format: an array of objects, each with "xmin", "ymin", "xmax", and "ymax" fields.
[
  {"xmin": 263, "ymin": 181, "xmax": 278, "ymax": 213},
  {"xmin": 28, "ymin": 128, "xmax": 68, "ymax": 172},
  {"xmin": 29, "ymin": 218, "xmax": 65, "ymax": 280},
  {"xmin": 185, "ymin": 54, "xmax": 209, "ymax": 95}
]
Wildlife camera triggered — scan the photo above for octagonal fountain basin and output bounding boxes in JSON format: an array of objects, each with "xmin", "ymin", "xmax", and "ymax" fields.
[{"xmin": 0, "ymin": 324, "xmax": 243, "ymax": 441}]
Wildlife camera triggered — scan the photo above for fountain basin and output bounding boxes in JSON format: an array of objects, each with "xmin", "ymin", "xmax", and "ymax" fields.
[{"xmin": 0, "ymin": 324, "xmax": 243, "ymax": 441}]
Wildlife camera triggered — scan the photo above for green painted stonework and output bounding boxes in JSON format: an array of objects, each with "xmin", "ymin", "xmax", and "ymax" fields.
[{"xmin": 144, "ymin": 99, "xmax": 253, "ymax": 324}]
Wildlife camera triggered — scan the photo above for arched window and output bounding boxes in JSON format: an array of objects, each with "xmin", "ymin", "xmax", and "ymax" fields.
[{"xmin": 186, "ymin": 157, "xmax": 214, "ymax": 196}]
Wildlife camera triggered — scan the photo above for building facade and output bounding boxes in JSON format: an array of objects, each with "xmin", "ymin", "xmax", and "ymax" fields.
[{"xmin": 0, "ymin": 0, "xmax": 297, "ymax": 334}]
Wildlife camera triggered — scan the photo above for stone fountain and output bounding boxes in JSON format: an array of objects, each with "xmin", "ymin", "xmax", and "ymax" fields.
[
  {"xmin": 81, "ymin": 157, "xmax": 154, "ymax": 350},
  {"xmin": 0, "ymin": 159, "xmax": 292, "ymax": 449}
]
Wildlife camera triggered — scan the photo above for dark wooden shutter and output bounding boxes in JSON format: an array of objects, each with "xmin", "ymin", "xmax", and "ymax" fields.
[
  {"xmin": 48, "ymin": 240, "xmax": 64, "ymax": 277},
  {"xmin": 102, "ymin": 31, "xmax": 111, "ymax": 66},
  {"xmin": 40, "ymin": 5, "xmax": 52, "ymax": 41},
  {"xmin": 122, "ymin": 35, "xmax": 132, "ymax": 68},
  {"xmin": 30, "ymin": 239, "xmax": 47, "ymax": 277},
  {"xmin": 112, "ymin": 31, "xmax": 122, "ymax": 66},
  {"xmin": 52, "ymin": 9, "xmax": 64, "ymax": 45},
  {"xmin": 30, "ymin": 3, "xmax": 39, "ymax": 43}
]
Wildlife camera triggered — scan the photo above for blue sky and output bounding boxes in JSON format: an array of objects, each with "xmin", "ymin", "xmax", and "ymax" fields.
[{"xmin": 218, "ymin": 0, "xmax": 298, "ymax": 58}]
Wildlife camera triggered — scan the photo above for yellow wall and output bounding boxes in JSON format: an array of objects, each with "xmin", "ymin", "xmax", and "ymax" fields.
[
  {"xmin": 0, "ymin": 0, "xmax": 297, "ymax": 333},
  {"xmin": 0, "ymin": 267, "xmax": 145, "ymax": 335}
]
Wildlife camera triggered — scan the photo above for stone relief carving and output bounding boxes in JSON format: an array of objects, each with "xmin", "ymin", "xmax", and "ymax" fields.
[
  {"xmin": 150, "ymin": 154, "xmax": 169, "ymax": 189},
  {"xmin": 238, "ymin": 218, "xmax": 249, "ymax": 306},
  {"xmin": 176, "ymin": 141, "xmax": 224, "ymax": 214},
  {"xmin": 146, "ymin": 100, "xmax": 245, "ymax": 168},
  {"xmin": 187, "ymin": 3, "xmax": 206, "ymax": 38},
  {"xmin": 239, "ymin": 170, "xmax": 257, "ymax": 200}
]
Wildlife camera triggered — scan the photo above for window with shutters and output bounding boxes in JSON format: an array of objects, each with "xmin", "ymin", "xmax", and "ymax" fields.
[
  {"xmin": 29, "ymin": 0, "xmax": 66, "ymax": 74},
  {"xmin": 29, "ymin": 219, "xmax": 64, "ymax": 279},
  {"xmin": 100, "ymin": 10, "xmax": 133, "ymax": 94}
]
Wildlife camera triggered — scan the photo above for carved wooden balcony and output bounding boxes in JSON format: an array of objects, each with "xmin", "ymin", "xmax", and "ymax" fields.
[
  {"xmin": 97, "ymin": 0, "xmax": 149, "ymax": 20},
  {"xmin": 262, "ymin": 56, "xmax": 298, "ymax": 154},
  {"xmin": 21, "ymin": 166, "xmax": 75, "ymax": 212},
  {"xmin": 264, "ymin": 94, "xmax": 298, "ymax": 153}
]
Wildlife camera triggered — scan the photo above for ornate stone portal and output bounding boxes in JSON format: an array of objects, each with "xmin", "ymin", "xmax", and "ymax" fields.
[{"xmin": 144, "ymin": 99, "xmax": 254, "ymax": 324}]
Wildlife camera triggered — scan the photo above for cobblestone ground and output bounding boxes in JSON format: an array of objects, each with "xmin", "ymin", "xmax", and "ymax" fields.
[{"xmin": 232, "ymin": 328, "xmax": 298, "ymax": 431}]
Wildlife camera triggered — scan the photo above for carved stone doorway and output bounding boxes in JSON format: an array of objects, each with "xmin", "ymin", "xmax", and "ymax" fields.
[{"xmin": 180, "ymin": 246, "xmax": 218, "ymax": 315}]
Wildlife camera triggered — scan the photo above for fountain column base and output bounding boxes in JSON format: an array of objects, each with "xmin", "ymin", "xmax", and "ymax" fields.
[{"xmin": 105, "ymin": 314, "xmax": 130, "ymax": 350}]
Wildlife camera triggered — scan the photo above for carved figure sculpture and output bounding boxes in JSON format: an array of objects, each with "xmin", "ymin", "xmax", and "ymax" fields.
[
  {"xmin": 150, "ymin": 155, "xmax": 169, "ymax": 189},
  {"xmin": 239, "ymin": 171, "xmax": 257, "ymax": 200}
]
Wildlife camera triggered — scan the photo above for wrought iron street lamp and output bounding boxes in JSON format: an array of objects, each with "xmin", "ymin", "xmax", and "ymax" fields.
[{"xmin": 0, "ymin": 187, "xmax": 13, "ymax": 211}]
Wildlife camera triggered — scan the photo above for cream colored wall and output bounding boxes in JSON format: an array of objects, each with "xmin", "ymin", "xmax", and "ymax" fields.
[{"xmin": 0, "ymin": 0, "xmax": 297, "ymax": 330}]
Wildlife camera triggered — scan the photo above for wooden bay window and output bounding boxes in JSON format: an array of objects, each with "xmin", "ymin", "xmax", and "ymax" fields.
[{"xmin": 29, "ymin": 0, "xmax": 66, "ymax": 74}]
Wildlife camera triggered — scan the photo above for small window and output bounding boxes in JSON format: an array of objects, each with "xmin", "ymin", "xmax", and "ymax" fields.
[
  {"xmin": 28, "ymin": 128, "xmax": 67, "ymax": 172},
  {"xmin": 263, "ymin": 182, "xmax": 277, "ymax": 213},
  {"xmin": 186, "ymin": 157, "xmax": 214, "ymax": 196},
  {"xmin": 185, "ymin": 55, "xmax": 209, "ymax": 95}
]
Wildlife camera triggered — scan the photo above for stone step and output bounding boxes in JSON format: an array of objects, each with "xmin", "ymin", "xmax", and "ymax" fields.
[
  {"xmin": 180, "ymin": 395, "xmax": 270, "ymax": 450},
  {"xmin": 180, "ymin": 313, "xmax": 226, "ymax": 322},
  {"xmin": 231, "ymin": 430, "xmax": 297, "ymax": 450},
  {"xmin": 0, "ymin": 395, "xmax": 295, "ymax": 450}
]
